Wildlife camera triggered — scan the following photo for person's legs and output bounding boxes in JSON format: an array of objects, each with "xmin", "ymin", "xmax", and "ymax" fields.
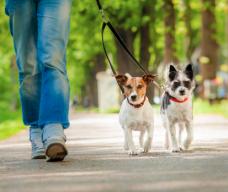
[
  {"xmin": 7, "ymin": 0, "xmax": 45, "ymax": 159},
  {"xmin": 10, "ymin": 0, "xmax": 42, "ymax": 126},
  {"xmin": 37, "ymin": 0, "xmax": 72, "ymax": 161},
  {"xmin": 37, "ymin": 0, "xmax": 71, "ymax": 129}
]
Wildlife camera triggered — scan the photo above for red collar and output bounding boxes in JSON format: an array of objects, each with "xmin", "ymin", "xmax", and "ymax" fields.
[
  {"xmin": 127, "ymin": 97, "xmax": 147, "ymax": 108},
  {"xmin": 169, "ymin": 96, "xmax": 188, "ymax": 103}
]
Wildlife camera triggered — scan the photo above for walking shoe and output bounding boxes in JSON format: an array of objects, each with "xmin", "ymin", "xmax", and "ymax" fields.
[
  {"xmin": 29, "ymin": 127, "xmax": 46, "ymax": 159},
  {"xmin": 43, "ymin": 123, "xmax": 68, "ymax": 162}
]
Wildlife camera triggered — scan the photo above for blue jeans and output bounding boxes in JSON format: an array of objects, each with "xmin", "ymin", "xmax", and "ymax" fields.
[{"xmin": 6, "ymin": 0, "xmax": 72, "ymax": 128}]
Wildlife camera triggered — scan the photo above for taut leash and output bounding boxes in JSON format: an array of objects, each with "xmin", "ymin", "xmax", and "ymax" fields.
[
  {"xmin": 97, "ymin": 0, "xmax": 148, "ymax": 74},
  {"xmin": 96, "ymin": 0, "xmax": 164, "ymax": 94}
]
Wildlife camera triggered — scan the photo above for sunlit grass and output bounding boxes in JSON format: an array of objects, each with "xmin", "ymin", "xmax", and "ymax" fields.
[
  {"xmin": 0, "ymin": 103, "xmax": 25, "ymax": 140},
  {"xmin": 193, "ymin": 98, "xmax": 228, "ymax": 118},
  {"xmin": 0, "ymin": 120, "xmax": 25, "ymax": 140}
]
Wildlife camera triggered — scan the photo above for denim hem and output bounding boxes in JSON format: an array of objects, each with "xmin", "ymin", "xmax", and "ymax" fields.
[
  {"xmin": 24, "ymin": 121, "xmax": 39, "ymax": 127},
  {"xmin": 39, "ymin": 121, "xmax": 70, "ymax": 129}
]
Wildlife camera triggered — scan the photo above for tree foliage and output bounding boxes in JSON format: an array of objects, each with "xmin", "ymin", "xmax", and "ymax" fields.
[{"xmin": 0, "ymin": 0, "xmax": 227, "ymax": 111}]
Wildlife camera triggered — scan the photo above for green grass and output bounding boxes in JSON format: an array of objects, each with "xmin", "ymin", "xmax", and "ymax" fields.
[
  {"xmin": 193, "ymin": 99, "xmax": 228, "ymax": 118},
  {"xmin": 0, "ymin": 102, "xmax": 25, "ymax": 140},
  {"xmin": 74, "ymin": 106, "xmax": 99, "ymax": 113},
  {"xmin": 0, "ymin": 120, "xmax": 25, "ymax": 140}
]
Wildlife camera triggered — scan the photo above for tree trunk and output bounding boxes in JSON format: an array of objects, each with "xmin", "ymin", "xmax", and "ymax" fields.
[
  {"xmin": 116, "ymin": 28, "xmax": 136, "ymax": 75},
  {"xmin": 200, "ymin": 0, "xmax": 218, "ymax": 80},
  {"xmin": 183, "ymin": 0, "xmax": 195, "ymax": 60},
  {"xmin": 163, "ymin": 0, "xmax": 178, "ymax": 65},
  {"xmin": 87, "ymin": 54, "xmax": 106, "ymax": 107},
  {"xmin": 139, "ymin": 2, "xmax": 156, "ymax": 102},
  {"xmin": 139, "ymin": 5, "xmax": 150, "ymax": 75},
  {"xmin": 150, "ymin": 0, "xmax": 162, "ymax": 68}
]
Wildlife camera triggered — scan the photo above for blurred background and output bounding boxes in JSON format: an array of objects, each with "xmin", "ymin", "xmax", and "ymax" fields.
[{"xmin": 0, "ymin": 0, "xmax": 228, "ymax": 139}]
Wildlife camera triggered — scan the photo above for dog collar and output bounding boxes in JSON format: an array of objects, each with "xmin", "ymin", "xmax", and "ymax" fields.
[
  {"xmin": 169, "ymin": 96, "xmax": 188, "ymax": 103},
  {"xmin": 127, "ymin": 96, "xmax": 147, "ymax": 108}
]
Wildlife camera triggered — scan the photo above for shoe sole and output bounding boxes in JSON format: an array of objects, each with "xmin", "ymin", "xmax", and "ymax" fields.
[
  {"xmin": 32, "ymin": 155, "xmax": 46, "ymax": 159},
  {"xmin": 46, "ymin": 143, "xmax": 68, "ymax": 162}
]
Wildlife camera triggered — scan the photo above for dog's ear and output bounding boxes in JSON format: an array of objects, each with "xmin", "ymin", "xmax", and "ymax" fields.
[
  {"xmin": 142, "ymin": 74, "xmax": 157, "ymax": 84},
  {"xmin": 168, "ymin": 64, "xmax": 177, "ymax": 81},
  {"xmin": 184, "ymin": 63, "xmax": 194, "ymax": 81},
  {"xmin": 115, "ymin": 74, "xmax": 128, "ymax": 85}
]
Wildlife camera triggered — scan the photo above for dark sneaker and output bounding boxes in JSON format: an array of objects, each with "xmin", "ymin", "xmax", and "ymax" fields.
[
  {"xmin": 43, "ymin": 123, "xmax": 68, "ymax": 162},
  {"xmin": 45, "ymin": 140, "xmax": 68, "ymax": 162}
]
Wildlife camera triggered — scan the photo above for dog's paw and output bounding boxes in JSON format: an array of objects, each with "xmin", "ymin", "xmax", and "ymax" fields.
[
  {"xmin": 143, "ymin": 139, "xmax": 152, "ymax": 153},
  {"xmin": 138, "ymin": 148, "xmax": 144, "ymax": 153},
  {"xmin": 165, "ymin": 143, "xmax": 169, "ymax": 150},
  {"xmin": 184, "ymin": 143, "xmax": 191, "ymax": 150},
  {"xmin": 143, "ymin": 144, "xmax": 151, "ymax": 153},
  {"xmin": 128, "ymin": 150, "xmax": 139, "ymax": 155},
  {"xmin": 180, "ymin": 147, "xmax": 184, "ymax": 152},
  {"xmin": 171, "ymin": 147, "xmax": 181, "ymax": 153}
]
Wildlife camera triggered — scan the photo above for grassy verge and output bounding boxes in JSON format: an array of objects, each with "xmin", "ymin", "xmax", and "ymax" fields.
[
  {"xmin": 0, "ymin": 103, "xmax": 25, "ymax": 140},
  {"xmin": 193, "ymin": 98, "xmax": 228, "ymax": 118},
  {"xmin": 0, "ymin": 119, "xmax": 25, "ymax": 140}
]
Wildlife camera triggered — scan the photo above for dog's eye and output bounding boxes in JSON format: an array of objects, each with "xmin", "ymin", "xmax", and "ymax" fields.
[
  {"xmin": 126, "ymin": 85, "xmax": 132, "ymax": 89},
  {"xmin": 137, "ymin": 85, "xmax": 143, "ymax": 89},
  {"xmin": 173, "ymin": 81, "xmax": 181, "ymax": 87},
  {"xmin": 183, "ymin": 80, "xmax": 191, "ymax": 88}
]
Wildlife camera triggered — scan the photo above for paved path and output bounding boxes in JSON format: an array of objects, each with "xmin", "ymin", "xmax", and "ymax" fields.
[{"xmin": 0, "ymin": 113, "xmax": 228, "ymax": 192}]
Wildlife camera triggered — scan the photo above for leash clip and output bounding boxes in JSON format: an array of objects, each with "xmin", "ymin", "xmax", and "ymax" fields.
[{"xmin": 99, "ymin": 9, "xmax": 109, "ymax": 23}]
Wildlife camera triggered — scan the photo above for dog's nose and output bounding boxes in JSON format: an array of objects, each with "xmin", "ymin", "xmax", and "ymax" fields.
[
  {"xmin": 179, "ymin": 90, "xmax": 185, "ymax": 95},
  {"xmin": 131, "ymin": 95, "xmax": 137, "ymax": 101}
]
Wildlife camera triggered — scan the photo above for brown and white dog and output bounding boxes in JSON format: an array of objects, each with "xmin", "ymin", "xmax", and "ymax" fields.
[{"xmin": 116, "ymin": 74, "xmax": 156, "ymax": 155}]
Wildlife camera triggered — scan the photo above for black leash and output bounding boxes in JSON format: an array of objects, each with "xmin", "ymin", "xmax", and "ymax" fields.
[
  {"xmin": 96, "ymin": 0, "xmax": 150, "ymax": 94},
  {"xmin": 102, "ymin": 22, "xmax": 148, "ymax": 75},
  {"xmin": 96, "ymin": 0, "xmax": 164, "ymax": 94}
]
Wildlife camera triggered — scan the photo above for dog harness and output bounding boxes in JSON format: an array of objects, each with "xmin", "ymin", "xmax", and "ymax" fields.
[{"xmin": 127, "ymin": 96, "xmax": 147, "ymax": 108}]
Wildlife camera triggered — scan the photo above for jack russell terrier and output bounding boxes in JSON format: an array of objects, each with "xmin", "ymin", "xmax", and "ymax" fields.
[
  {"xmin": 161, "ymin": 63, "xmax": 195, "ymax": 152},
  {"xmin": 116, "ymin": 73, "xmax": 156, "ymax": 155}
]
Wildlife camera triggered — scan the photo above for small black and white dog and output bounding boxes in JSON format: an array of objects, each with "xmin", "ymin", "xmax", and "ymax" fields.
[{"xmin": 161, "ymin": 63, "xmax": 195, "ymax": 152}]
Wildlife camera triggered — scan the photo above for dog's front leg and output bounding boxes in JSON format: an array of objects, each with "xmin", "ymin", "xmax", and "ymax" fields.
[
  {"xmin": 125, "ymin": 127, "xmax": 138, "ymax": 155},
  {"xmin": 163, "ymin": 120, "xmax": 170, "ymax": 150},
  {"xmin": 169, "ymin": 123, "xmax": 180, "ymax": 152},
  {"xmin": 143, "ymin": 125, "xmax": 153, "ymax": 153},
  {"xmin": 184, "ymin": 121, "xmax": 193, "ymax": 150},
  {"xmin": 165, "ymin": 130, "xmax": 170, "ymax": 150},
  {"xmin": 123, "ymin": 129, "xmax": 129, "ymax": 150},
  {"xmin": 139, "ymin": 130, "xmax": 145, "ymax": 149},
  {"xmin": 178, "ymin": 122, "xmax": 185, "ymax": 151}
]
